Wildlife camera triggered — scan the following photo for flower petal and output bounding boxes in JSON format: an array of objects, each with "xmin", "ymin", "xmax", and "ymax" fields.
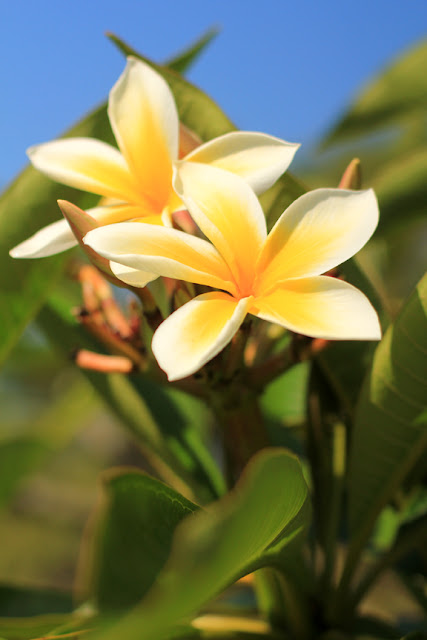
[
  {"xmin": 108, "ymin": 57, "xmax": 178, "ymax": 212},
  {"xmin": 27, "ymin": 139, "xmax": 141, "ymax": 202},
  {"xmin": 185, "ymin": 132, "xmax": 300, "ymax": 194},
  {"xmin": 89, "ymin": 204, "xmax": 164, "ymax": 226},
  {"xmin": 173, "ymin": 163, "xmax": 267, "ymax": 295},
  {"xmin": 252, "ymin": 276, "xmax": 381, "ymax": 340},
  {"xmin": 152, "ymin": 292, "xmax": 252, "ymax": 380},
  {"xmin": 109, "ymin": 262, "xmax": 158, "ymax": 288},
  {"xmin": 255, "ymin": 189, "xmax": 379, "ymax": 293},
  {"xmin": 84, "ymin": 223, "xmax": 237, "ymax": 294},
  {"xmin": 9, "ymin": 218, "xmax": 77, "ymax": 258}
]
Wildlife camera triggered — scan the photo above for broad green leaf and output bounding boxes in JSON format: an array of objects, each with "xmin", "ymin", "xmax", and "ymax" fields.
[
  {"xmin": 95, "ymin": 449, "xmax": 309, "ymax": 640},
  {"xmin": 322, "ymin": 40, "xmax": 427, "ymax": 146},
  {"xmin": 108, "ymin": 28, "xmax": 219, "ymax": 75},
  {"xmin": 38, "ymin": 303, "xmax": 224, "ymax": 503},
  {"xmin": 348, "ymin": 272, "xmax": 427, "ymax": 536},
  {"xmin": 79, "ymin": 469, "xmax": 198, "ymax": 611},
  {"xmin": 0, "ymin": 106, "xmax": 114, "ymax": 368}
]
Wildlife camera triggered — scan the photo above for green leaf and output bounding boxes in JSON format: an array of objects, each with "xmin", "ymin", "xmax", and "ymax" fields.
[
  {"xmin": 80, "ymin": 469, "xmax": 198, "ymax": 612},
  {"xmin": 0, "ymin": 610, "xmax": 95, "ymax": 640},
  {"xmin": 108, "ymin": 28, "xmax": 220, "ymax": 75},
  {"xmin": 0, "ymin": 616, "xmax": 71, "ymax": 640},
  {"xmin": 348, "ymin": 271, "xmax": 427, "ymax": 536},
  {"xmin": 322, "ymin": 39, "xmax": 427, "ymax": 146},
  {"xmin": 0, "ymin": 105, "xmax": 114, "ymax": 368},
  {"xmin": 37, "ymin": 302, "xmax": 224, "ymax": 503},
  {"xmin": 95, "ymin": 449, "xmax": 309, "ymax": 640}
]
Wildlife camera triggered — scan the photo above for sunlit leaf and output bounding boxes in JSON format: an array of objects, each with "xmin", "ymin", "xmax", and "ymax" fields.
[
  {"xmin": 348, "ymin": 272, "xmax": 427, "ymax": 536},
  {"xmin": 94, "ymin": 449, "xmax": 309, "ymax": 640},
  {"xmin": 79, "ymin": 469, "xmax": 198, "ymax": 611}
]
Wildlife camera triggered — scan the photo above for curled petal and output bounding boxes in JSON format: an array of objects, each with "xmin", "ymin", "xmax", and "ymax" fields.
[
  {"xmin": 152, "ymin": 292, "xmax": 252, "ymax": 380},
  {"xmin": 9, "ymin": 218, "xmax": 77, "ymax": 258},
  {"xmin": 185, "ymin": 131, "xmax": 300, "ymax": 194},
  {"xmin": 27, "ymin": 138, "xmax": 140, "ymax": 202},
  {"xmin": 84, "ymin": 223, "xmax": 237, "ymax": 294},
  {"xmin": 174, "ymin": 163, "xmax": 266, "ymax": 294},
  {"xmin": 109, "ymin": 262, "xmax": 158, "ymax": 288},
  {"xmin": 252, "ymin": 276, "xmax": 381, "ymax": 340},
  {"xmin": 89, "ymin": 203, "xmax": 164, "ymax": 226},
  {"xmin": 108, "ymin": 57, "xmax": 178, "ymax": 212},
  {"xmin": 255, "ymin": 189, "xmax": 379, "ymax": 293}
]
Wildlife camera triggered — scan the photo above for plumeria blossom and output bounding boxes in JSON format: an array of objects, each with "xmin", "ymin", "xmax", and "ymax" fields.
[
  {"xmin": 10, "ymin": 56, "xmax": 299, "ymax": 263},
  {"xmin": 84, "ymin": 163, "xmax": 381, "ymax": 381}
]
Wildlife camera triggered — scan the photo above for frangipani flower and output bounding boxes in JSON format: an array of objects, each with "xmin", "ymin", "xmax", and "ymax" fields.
[
  {"xmin": 10, "ymin": 56, "xmax": 299, "ymax": 261},
  {"xmin": 84, "ymin": 163, "xmax": 381, "ymax": 381}
]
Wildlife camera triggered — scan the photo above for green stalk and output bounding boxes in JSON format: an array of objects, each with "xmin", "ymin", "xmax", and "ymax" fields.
[
  {"xmin": 321, "ymin": 422, "xmax": 346, "ymax": 593},
  {"xmin": 255, "ymin": 569, "xmax": 313, "ymax": 640}
]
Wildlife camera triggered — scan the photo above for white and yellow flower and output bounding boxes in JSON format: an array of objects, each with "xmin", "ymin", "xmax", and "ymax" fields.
[
  {"xmin": 10, "ymin": 57, "xmax": 299, "ymax": 260},
  {"xmin": 84, "ymin": 163, "xmax": 382, "ymax": 381}
]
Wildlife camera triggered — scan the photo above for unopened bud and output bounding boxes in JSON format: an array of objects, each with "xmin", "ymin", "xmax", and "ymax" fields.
[{"xmin": 338, "ymin": 158, "xmax": 361, "ymax": 190}]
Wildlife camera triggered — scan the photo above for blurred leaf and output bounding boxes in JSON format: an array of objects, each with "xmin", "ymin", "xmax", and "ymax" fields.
[
  {"xmin": 348, "ymin": 271, "xmax": 427, "ymax": 537},
  {"xmin": 0, "ymin": 585, "xmax": 72, "ymax": 617},
  {"xmin": 0, "ymin": 106, "xmax": 114, "ymax": 368},
  {"xmin": 373, "ymin": 148, "xmax": 427, "ymax": 232},
  {"xmin": 0, "ymin": 609, "xmax": 95, "ymax": 640},
  {"xmin": 80, "ymin": 469, "xmax": 198, "ymax": 612},
  {"xmin": 0, "ymin": 615, "xmax": 71, "ymax": 640},
  {"xmin": 37, "ymin": 302, "xmax": 224, "ymax": 503},
  {"xmin": 262, "ymin": 362, "xmax": 310, "ymax": 427},
  {"xmin": 322, "ymin": 39, "xmax": 427, "ymax": 147},
  {"xmin": 95, "ymin": 449, "xmax": 309, "ymax": 640},
  {"xmin": 108, "ymin": 28, "xmax": 220, "ymax": 75}
]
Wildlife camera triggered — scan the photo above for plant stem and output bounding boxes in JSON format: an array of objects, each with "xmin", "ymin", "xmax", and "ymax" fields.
[
  {"xmin": 217, "ymin": 389, "xmax": 270, "ymax": 487},
  {"xmin": 255, "ymin": 569, "xmax": 313, "ymax": 640},
  {"xmin": 321, "ymin": 421, "xmax": 346, "ymax": 593}
]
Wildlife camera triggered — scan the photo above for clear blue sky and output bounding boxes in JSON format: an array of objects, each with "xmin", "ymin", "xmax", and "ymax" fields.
[{"xmin": 1, "ymin": 0, "xmax": 426, "ymax": 188}]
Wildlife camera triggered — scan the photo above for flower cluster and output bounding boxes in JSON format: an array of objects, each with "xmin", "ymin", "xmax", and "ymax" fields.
[{"xmin": 11, "ymin": 57, "xmax": 381, "ymax": 381}]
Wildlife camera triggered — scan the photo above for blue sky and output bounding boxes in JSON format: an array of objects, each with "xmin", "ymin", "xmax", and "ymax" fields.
[{"xmin": 1, "ymin": 0, "xmax": 426, "ymax": 188}]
